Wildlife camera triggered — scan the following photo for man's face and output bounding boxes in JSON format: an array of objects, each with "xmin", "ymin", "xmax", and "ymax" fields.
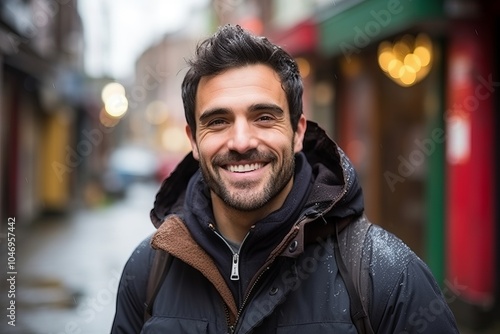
[{"xmin": 186, "ymin": 64, "xmax": 306, "ymax": 212}]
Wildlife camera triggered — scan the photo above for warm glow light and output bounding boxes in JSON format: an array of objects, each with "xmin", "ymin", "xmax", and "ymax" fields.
[
  {"xmin": 145, "ymin": 100, "xmax": 169, "ymax": 125},
  {"xmin": 341, "ymin": 56, "xmax": 362, "ymax": 77},
  {"xmin": 399, "ymin": 65, "xmax": 417, "ymax": 86},
  {"xmin": 102, "ymin": 82, "xmax": 128, "ymax": 118},
  {"xmin": 101, "ymin": 82, "xmax": 125, "ymax": 102},
  {"xmin": 377, "ymin": 33, "xmax": 433, "ymax": 87},
  {"xmin": 104, "ymin": 94, "xmax": 128, "ymax": 117},
  {"xmin": 378, "ymin": 41, "xmax": 393, "ymax": 53},
  {"xmin": 99, "ymin": 108, "xmax": 120, "ymax": 127},
  {"xmin": 378, "ymin": 50, "xmax": 393, "ymax": 72},
  {"xmin": 388, "ymin": 59, "xmax": 403, "ymax": 78},
  {"xmin": 393, "ymin": 41, "xmax": 410, "ymax": 58},
  {"xmin": 313, "ymin": 81, "xmax": 335, "ymax": 106},
  {"xmin": 295, "ymin": 57, "xmax": 311, "ymax": 79},
  {"xmin": 162, "ymin": 127, "xmax": 190, "ymax": 152},
  {"xmin": 414, "ymin": 46, "xmax": 431, "ymax": 66},
  {"xmin": 404, "ymin": 54, "xmax": 421, "ymax": 72}
]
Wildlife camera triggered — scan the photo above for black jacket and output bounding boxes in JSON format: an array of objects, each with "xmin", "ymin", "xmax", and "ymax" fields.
[{"xmin": 111, "ymin": 121, "xmax": 459, "ymax": 333}]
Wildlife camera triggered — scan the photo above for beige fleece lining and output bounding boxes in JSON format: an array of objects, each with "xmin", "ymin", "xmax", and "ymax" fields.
[{"xmin": 151, "ymin": 215, "xmax": 238, "ymax": 320}]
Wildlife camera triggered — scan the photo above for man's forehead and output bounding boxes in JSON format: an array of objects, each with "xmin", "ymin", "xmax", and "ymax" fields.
[
  {"xmin": 197, "ymin": 64, "xmax": 281, "ymax": 85},
  {"xmin": 195, "ymin": 65, "xmax": 285, "ymax": 105}
]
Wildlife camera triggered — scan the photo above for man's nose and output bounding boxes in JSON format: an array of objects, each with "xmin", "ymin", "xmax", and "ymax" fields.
[{"xmin": 227, "ymin": 120, "xmax": 258, "ymax": 153}]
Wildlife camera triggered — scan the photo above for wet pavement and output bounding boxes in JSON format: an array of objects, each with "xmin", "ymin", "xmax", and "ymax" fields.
[{"xmin": 1, "ymin": 182, "xmax": 157, "ymax": 334}]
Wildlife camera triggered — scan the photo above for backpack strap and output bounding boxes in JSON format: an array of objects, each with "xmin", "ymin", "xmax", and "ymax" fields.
[
  {"xmin": 144, "ymin": 249, "xmax": 173, "ymax": 322},
  {"xmin": 333, "ymin": 215, "xmax": 374, "ymax": 334}
]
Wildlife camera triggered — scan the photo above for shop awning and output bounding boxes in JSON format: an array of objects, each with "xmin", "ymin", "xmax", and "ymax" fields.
[
  {"xmin": 317, "ymin": 0, "xmax": 445, "ymax": 56},
  {"xmin": 269, "ymin": 19, "xmax": 317, "ymax": 56}
]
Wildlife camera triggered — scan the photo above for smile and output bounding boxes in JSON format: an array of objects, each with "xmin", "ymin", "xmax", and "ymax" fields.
[{"xmin": 226, "ymin": 163, "xmax": 265, "ymax": 173}]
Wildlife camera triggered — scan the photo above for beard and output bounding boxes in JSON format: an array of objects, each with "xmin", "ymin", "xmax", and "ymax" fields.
[{"xmin": 198, "ymin": 144, "xmax": 296, "ymax": 212}]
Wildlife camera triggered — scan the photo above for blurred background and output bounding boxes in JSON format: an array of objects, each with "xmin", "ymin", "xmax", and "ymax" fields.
[{"xmin": 0, "ymin": 0, "xmax": 498, "ymax": 332}]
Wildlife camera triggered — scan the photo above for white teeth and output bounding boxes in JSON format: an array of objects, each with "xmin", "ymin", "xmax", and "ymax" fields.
[{"xmin": 227, "ymin": 163, "xmax": 263, "ymax": 173}]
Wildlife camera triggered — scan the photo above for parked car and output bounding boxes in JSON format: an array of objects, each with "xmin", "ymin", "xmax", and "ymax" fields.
[{"xmin": 102, "ymin": 145, "xmax": 160, "ymax": 198}]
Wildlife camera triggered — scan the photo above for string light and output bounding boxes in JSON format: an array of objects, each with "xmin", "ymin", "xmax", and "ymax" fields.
[{"xmin": 378, "ymin": 33, "xmax": 433, "ymax": 87}]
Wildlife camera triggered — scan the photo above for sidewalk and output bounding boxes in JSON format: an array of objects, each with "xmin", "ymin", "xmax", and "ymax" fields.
[{"xmin": 2, "ymin": 182, "xmax": 157, "ymax": 333}]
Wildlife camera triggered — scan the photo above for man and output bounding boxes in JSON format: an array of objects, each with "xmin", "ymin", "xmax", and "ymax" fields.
[{"xmin": 111, "ymin": 25, "xmax": 459, "ymax": 333}]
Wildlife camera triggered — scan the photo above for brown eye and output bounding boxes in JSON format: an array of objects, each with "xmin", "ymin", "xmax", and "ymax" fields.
[
  {"xmin": 208, "ymin": 119, "xmax": 228, "ymax": 127},
  {"xmin": 256, "ymin": 114, "xmax": 275, "ymax": 122}
]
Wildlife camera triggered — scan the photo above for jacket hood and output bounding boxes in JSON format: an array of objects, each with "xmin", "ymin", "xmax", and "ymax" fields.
[
  {"xmin": 301, "ymin": 121, "xmax": 364, "ymax": 219},
  {"xmin": 150, "ymin": 120, "xmax": 364, "ymax": 228}
]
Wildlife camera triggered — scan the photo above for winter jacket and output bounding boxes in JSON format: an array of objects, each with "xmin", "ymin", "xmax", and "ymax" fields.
[{"xmin": 111, "ymin": 121, "xmax": 459, "ymax": 333}]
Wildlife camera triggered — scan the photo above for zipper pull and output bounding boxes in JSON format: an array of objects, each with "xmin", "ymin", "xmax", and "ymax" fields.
[{"xmin": 230, "ymin": 253, "xmax": 240, "ymax": 281}]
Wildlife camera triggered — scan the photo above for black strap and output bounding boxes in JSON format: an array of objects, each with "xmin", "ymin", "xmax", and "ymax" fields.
[
  {"xmin": 333, "ymin": 220, "xmax": 375, "ymax": 334},
  {"xmin": 144, "ymin": 249, "xmax": 173, "ymax": 322}
]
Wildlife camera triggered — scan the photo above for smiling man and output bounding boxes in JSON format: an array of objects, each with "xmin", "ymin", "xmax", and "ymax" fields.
[
  {"xmin": 111, "ymin": 25, "xmax": 459, "ymax": 333},
  {"xmin": 189, "ymin": 64, "xmax": 306, "ymax": 242}
]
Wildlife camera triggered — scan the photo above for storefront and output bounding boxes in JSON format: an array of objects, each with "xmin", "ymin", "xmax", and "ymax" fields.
[{"xmin": 316, "ymin": 0, "xmax": 498, "ymax": 327}]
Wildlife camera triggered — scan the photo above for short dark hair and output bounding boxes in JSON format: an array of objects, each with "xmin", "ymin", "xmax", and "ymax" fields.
[{"xmin": 181, "ymin": 24, "xmax": 303, "ymax": 137}]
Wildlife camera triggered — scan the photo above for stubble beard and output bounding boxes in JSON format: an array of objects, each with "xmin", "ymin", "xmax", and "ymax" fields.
[{"xmin": 199, "ymin": 145, "xmax": 296, "ymax": 212}]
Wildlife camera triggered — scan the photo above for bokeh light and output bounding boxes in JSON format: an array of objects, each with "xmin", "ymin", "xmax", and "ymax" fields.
[
  {"xmin": 104, "ymin": 94, "xmax": 128, "ymax": 118},
  {"xmin": 377, "ymin": 33, "xmax": 433, "ymax": 87},
  {"xmin": 161, "ymin": 126, "xmax": 191, "ymax": 153},
  {"xmin": 295, "ymin": 57, "xmax": 311, "ymax": 79},
  {"xmin": 99, "ymin": 108, "xmax": 121, "ymax": 128},
  {"xmin": 145, "ymin": 100, "xmax": 169, "ymax": 125},
  {"xmin": 101, "ymin": 82, "xmax": 128, "ymax": 121},
  {"xmin": 101, "ymin": 82, "xmax": 125, "ymax": 102}
]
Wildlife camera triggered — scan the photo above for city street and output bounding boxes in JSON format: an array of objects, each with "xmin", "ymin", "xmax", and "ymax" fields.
[
  {"xmin": 2, "ymin": 1, "xmax": 499, "ymax": 332},
  {"xmin": 4, "ymin": 182, "xmax": 158, "ymax": 334}
]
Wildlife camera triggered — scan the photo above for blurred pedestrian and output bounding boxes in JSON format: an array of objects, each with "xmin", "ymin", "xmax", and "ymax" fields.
[{"xmin": 111, "ymin": 24, "xmax": 459, "ymax": 333}]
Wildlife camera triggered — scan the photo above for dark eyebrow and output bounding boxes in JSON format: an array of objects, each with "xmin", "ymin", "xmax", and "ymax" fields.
[
  {"xmin": 199, "ymin": 108, "xmax": 231, "ymax": 124},
  {"xmin": 249, "ymin": 103, "xmax": 284, "ymax": 115}
]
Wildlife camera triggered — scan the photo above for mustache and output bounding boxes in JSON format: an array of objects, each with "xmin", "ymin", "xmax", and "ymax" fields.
[{"xmin": 212, "ymin": 149, "xmax": 275, "ymax": 165}]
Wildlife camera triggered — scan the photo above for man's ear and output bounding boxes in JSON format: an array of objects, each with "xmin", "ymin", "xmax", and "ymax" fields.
[
  {"xmin": 293, "ymin": 114, "xmax": 307, "ymax": 153},
  {"xmin": 185, "ymin": 124, "xmax": 199, "ymax": 160}
]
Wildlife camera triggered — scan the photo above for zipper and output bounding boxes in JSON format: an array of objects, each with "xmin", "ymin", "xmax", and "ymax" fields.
[
  {"xmin": 230, "ymin": 223, "xmax": 303, "ymax": 332},
  {"xmin": 209, "ymin": 223, "xmax": 253, "ymax": 281},
  {"xmin": 209, "ymin": 223, "xmax": 252, "ymax": 332},
  {"xmin": 234, "ymin": 263, "xmax": 271, "ymax": 322},
  {"xmin": 224, "ymin": 304, "xmax": 235, "ymax": 334},
  {"xmin": 231, "ymin": 253, "xmax": 239, "ymax": 280}
]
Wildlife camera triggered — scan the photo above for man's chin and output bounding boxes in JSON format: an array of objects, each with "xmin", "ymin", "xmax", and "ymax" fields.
[
  {"xmin": 223, "ymin": 178, "xmax": 263, "ymax": 192},
  {"xmin": 225, "ymin": 202, "xmax": 267, "ymax": 212},
  {"xmin": 222, "ymin": 192, "xmax": 268, "ymax": 212}
]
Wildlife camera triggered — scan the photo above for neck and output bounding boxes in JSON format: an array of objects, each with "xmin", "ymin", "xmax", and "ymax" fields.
[{"xmin": 211, "ymin": 179, "xmax": 293, "ymax": 243}]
